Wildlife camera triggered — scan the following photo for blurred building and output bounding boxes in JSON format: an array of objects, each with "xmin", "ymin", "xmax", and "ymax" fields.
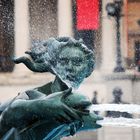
[{"xmin": 0, "ymin": 0, "xmax": 140, "ymax": 140}]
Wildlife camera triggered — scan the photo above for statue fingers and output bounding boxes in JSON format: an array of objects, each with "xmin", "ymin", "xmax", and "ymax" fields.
[
  {"xmin": 12, "ymin": 57, "xmax": 22, "ymax": 64},
  {"xmin": 55, "ymin": 114, "xmax": 72, "ymax": 124},
  {"xmin": 25, "ymin": 51, "xmax": 32, "ymax": 56},
  {"xmin": 13, "ymin": 56, "xmax": 29, "ymax": 64},
  {"xmin": 62, "ymin": 104, "xmax": 82, "ymax": 121},
  {"xmin": 72, "ymin": 108, "xmax": 90, "ymax": 117},
  {"xmin": 25, "ymin": 51, "xmax": 35, "ymax": 60}
]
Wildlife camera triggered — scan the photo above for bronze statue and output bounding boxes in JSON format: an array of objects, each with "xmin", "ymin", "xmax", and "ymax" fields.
[{"xmin": 0, "ymin": 37, "xmax": 103, "ymax": 140}]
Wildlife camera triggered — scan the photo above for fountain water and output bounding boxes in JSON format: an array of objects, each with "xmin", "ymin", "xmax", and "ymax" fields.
[
  {"xmin": 89, "ymin": 104, "xmax": 140, "ymax": 128},
  {"xmin": 97, "ymin": 117, "xmax": 140, "ymax": 128},
  {"xmin": 89, "ymin": 104, "xmax": 140, "ymax": 114}
]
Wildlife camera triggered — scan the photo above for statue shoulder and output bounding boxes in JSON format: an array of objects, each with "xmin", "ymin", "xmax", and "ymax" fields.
[
  {"xmin": 16, "ymin": 88, "xmax": 47, "ymax": 100},
  {"xmin": 0, "ymin": 92, "xmax": 29, "ymax": 114}
]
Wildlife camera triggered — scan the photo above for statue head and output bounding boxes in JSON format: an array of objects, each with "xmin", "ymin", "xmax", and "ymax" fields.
[{"xmin": 30, "ymin": 37, "xmax": 95, "ymax": 88}]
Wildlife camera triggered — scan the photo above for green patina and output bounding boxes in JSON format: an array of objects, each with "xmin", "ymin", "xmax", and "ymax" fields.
[{"xmin": 0, "ymin": 37, "xmax": 102, "ymax": 140}]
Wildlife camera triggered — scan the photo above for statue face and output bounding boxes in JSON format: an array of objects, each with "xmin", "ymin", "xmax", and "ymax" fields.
[{"xmin": 53, "ymin": 46, "xmax": 88, "ymax": 88}]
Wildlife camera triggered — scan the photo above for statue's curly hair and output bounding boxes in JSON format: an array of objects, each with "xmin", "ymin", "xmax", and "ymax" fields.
[{"xmin": 26, "ymin": 37, "xmax": 95, "ymax": 77}]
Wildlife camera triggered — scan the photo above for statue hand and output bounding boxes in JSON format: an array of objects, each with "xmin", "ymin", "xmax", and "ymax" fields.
[
  {"xmin": 13, "ymin": 56, "xmax": 53, "ymax": 73},
  {"xmin": 42, "ymin": 88, "xmax": 82, "ymax": 123},
  {"xmin": 62, "ymin": 92, "xmax": 103, "ymax": 131},
  {"xmin": 63, "ymin": 92, "xmax": 92, "ymax": 117}
]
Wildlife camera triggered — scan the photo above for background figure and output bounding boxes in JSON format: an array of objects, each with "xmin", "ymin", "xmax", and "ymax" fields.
[
  {"xmin": 92, "ymin": 91, "xmax": 99, "ymax": 114},
  {"xmin": 106, "ymin": 87, "xmax": 133, "ymax": 118}
]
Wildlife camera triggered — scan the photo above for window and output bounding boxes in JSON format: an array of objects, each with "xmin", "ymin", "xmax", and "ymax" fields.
[
  {"xmin": 0, "ymin": 0, "xmax": 14, "ymax": 72},
  {"xmin": 135, "ymin": 41, "xmax": 140, "ymax": 66},
  {"xmin": 29, "ymin": 0, "xmax": 58, "ymax": 41}
]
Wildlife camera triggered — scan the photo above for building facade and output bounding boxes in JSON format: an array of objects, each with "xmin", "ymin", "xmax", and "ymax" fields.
[{"xmin": 0, "ymin": 0, "xmax": 140, "ymax": 140}]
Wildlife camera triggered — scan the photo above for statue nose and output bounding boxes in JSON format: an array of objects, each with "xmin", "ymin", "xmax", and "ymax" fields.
[{"xmin": 66, "ymin": 61, "xmax": 74, "ymax": 72}]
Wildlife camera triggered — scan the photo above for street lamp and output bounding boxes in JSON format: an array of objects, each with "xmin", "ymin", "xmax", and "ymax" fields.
[{"xmin": 106, "ymin": 0, "xmax": 125, "ymax": 72}]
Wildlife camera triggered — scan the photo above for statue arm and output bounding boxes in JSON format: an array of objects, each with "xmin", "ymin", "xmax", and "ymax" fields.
[
  {"xmin": 0, "ymin": 89, "xmax": 81, "ymax": 137},
  {"xmin": 13, "ymin": 56, "xmax": 54, "ymax": 74},
  {"xmin": 0, "ymin": 99, "xmax": 40, "ymax": 136}
]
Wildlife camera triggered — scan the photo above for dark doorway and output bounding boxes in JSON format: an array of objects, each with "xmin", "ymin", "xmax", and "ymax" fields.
[
  {"xmin": 0, "ymin": 0, "xmax": 15, "ymax": 72},
  {"xmin": 135, "ymin": 41, "xmax": 140, "ymax": 68},
  {"xmin": 72, "ymin": 1, "xmax": 95, "ymax": 50}
]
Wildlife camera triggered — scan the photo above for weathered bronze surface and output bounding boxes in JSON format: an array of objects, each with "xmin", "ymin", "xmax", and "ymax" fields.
[{"xmin": 0, "ymin": 37, "xmax": 102, "ymax": 140}]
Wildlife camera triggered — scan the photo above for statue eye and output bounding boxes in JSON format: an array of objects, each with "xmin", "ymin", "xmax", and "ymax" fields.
[{"xmin": 59, "ymin": 58, "xmax": 69, "ymax": 64}]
